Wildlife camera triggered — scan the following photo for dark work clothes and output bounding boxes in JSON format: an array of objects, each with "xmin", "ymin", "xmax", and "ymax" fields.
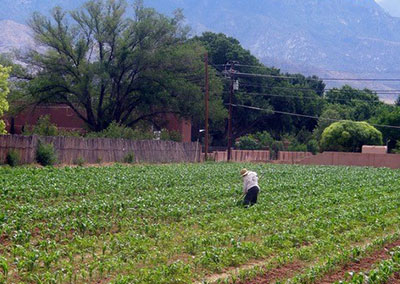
[{"xmin": 243, "ymin": 186, "xmax": 259, "ymax": 206}]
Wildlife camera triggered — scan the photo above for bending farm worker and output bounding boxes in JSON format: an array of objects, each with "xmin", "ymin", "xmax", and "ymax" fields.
[{"xmin": 240, "ymin": 168, "xmax": 260, "ymax": 207}]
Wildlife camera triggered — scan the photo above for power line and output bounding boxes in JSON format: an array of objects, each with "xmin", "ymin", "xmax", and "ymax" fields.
[
  {"xmin": 234, "ymin": 71, "xmax": 400, "ymax": 82},
  {"xmin": 237, "ymin": 82, "xmax": 400, "ymax": 95},
  {"xmin": 232, "ymin": 64, "xmax": 400, "ymax": 82},
  {"xmin": 240, "ymin": 92, "xmax": 382, "ymax": 104},
  {"xmin": 230, "ymin": 103, "xmax": 400, "ymax": 130},
  {"xmin": 212, "ymin": 65, "xmax": 400, "ymax": 92},
  {"xmin": 233, "ymin": 64, "xmax": 400, "ymax": 75}
]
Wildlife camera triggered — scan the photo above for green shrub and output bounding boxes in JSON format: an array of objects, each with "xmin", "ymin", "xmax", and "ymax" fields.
[
  {"xmin": 307, "ymin": 139, "xmax": 319, "ymax": 154},
  {"xmin": 321, "ymin": 121, "xmax": 383, "ymax": 152},
  {"xmin": 6, "ymin": 149, "xmax": 20, "ymax": 167},
  {"xmin": 288, "ymin": 143, "xmax": 308, "ymax": 152},
  {"xmin": 36, "ymin": 141, "xmax": 57, "ymax": 166},
  {"xmin": 270, "ymin": 141, "xmax": 284, "ymax": 160},
  {"xmin": 254, "ymin": 131, "xmax": 273, "ymax": 149},
  {"xmin": 160, "ymin": 129, "xmax": 182, "ymax": 142},
  {"xmin": 235, "ymin": 136, "xmax": 261, "ymax": 150},
  {"xmin": 23, "ymin": 115, "xmax": 58, "ymax": 136},
  {"xmin": 123, "ymin": 152, "xmax": 135, "ymax": 164},
  {"xmin": 392, "ymin": 141, "xmax": 400, "ymax": 154},
  {"xmin": 86, "ymin": 122, "xmax": 154, "ymax": 140},
  {"xmin": 74, "ymin": 156, "xmax": 85, "ymax": 167}
]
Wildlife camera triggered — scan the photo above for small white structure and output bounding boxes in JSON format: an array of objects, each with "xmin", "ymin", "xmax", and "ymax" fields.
[{"xmin": 362, "ymin": 145, "xmax": 387, "ymax": 154}]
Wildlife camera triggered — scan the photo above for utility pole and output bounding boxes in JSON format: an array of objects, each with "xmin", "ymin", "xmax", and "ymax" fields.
[
  {"xmin": 227, "ymin": 61, "xmax": 236, "ymax": 161},
  {"xmin": 204, "ymin": 52, "xmax": 209, "ymax": 161}
]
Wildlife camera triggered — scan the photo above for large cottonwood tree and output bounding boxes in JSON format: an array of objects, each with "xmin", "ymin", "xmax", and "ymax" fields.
[{"xmin": 26, "ymin": 0, "xmax": 225, "ymax": 131}]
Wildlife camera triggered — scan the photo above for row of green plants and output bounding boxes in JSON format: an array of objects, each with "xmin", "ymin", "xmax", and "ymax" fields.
[
  {"xmin": 1, "ymin": 164, "xmax": 400, "ymax": 283},
  {"xmin": 213, "ymin": 233, "xmax": 400, "ymax": 284},
  {"xmin": 337, "ymin": 246, "xmax": 400, "ymax": 284}
]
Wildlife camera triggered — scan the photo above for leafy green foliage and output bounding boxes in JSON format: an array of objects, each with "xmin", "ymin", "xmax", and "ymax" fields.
[
  {"xmin": 123, "ymin": 152, "xmax": 135, "ymax": 164},
  {"xmin": 235, "ymin": 136, "xmax": 261, "ymax": 150},
  {"xmin": 370, "ymin": 105, "xmax": 400, "ymax": 151},
  {"xmin": 86, "ymin": 122, "xmax": 154, "ymax": 140},
  {"xmin": 25, "ymin": 0, "xmax": 224, "ymax": 132},
  {"xmin": 392, "ymin": 140, "xmax": 400, "ymax": 154},
  {"xmin": 236, "ymin": 131, "xmax": 273, "ymax": 150},
  {"xmin": 86, "ymin": 121, "xmax": 181, "ymax": 142},
  {"xmin": 35, "ymin": 141, "xmax": 57, "ymax": 166},
  {"xmin": 74, "ymin": 156, "xmax": 85, "ymax": 167},
  {"xmin": 0, "ymin": 164, "xmax": 400, "ymax": 283},
  {"xmin": 6, "ymin": 150, "xmax": 20, "ymax": 167},
  {"xmin": 325, "ymin": 85, "xmax": 382, "ymax": 121},
  {"xmin": 321, "ymin": 121, "xmax": 383, "ymax": 152},
  {"xmin": 313, "ymin": 108, "xmax": 344, "ymax": 142},
  {"xmin": 0, "ymin": 65, "xmax": 11, "ymax": 134},
  {"xmin": 306, "ymin": 139, "xmax": 319, "ymax": 154},
  {"xmin": 0, "ymin": 164, "xmax": 400, "ymax": 282},
  {"xmin": 160, "ymin": 129, "xmax": 182, "ymax": 142},
  {"xmin": 23, "ymin": 115, "xmax": 58, "ymax": 136},
  {"xmin": 193, "ymin": 32, "xmax": 325, "ymax": 143},
  {"xmin": 338, "ymin": 247, "xmax": 400, "ymax": 284},
  {"xmin": 22, "ymin": 115, "xmax": 82, "ymax": 137}
]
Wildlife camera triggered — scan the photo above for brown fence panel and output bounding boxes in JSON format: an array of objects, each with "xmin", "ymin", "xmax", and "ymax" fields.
[
  {"xmin": 212, "ymin": 150, "xmax": 270, "ymax": 162},
  {"xmin": 0, "ymin": 135, "xmax": 200, "ymax": 165}
]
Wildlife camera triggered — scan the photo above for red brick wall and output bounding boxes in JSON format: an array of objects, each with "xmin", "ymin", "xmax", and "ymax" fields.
[
  {"xmin": 161, "ymin": 113, "xmax": 192, "ymax": 143},
  {"xmin": 5, "ymin": 105, "xmax": 192, "ymax": 141},
  {"xmin": 6, "ymin": 105, "xmax": 85, "ymax": 133}
]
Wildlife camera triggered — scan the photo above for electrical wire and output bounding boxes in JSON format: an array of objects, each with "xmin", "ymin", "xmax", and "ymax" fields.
[
  {"xmin": 238, "ymin": 92, "xmax": 382, "ymax": 104},
  {"xmin": 234, "ymin": 71, "xmax": 400, "ymax": 82},
  {"xmin": 230, "ymin": 103, "xmax": 400, "ymax": 130},
  {"xmin": 215, "ymin": 63, "xmax": 400, "ymax": 82},
  {"xmin": 237, "ymin": 82, "xmax": 400, "ymax": 95},
  {"xmin": 211, "ymin": 66, "xmax": 400, "ymax": 95}
]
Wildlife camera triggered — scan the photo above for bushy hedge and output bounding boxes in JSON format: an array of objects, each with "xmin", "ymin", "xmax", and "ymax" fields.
[
  {"xmin": 320, "ymin": 121, "xmax": 383, "ymax": 152},
  {"xmin": 36, "ymin": 141, "xmax": 58, "ymax": 166}
]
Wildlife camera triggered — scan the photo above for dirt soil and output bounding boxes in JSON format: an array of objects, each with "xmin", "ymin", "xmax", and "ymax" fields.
[
  {"xmin": 317, "ymin": 240, "xmax": 400, "ymax": 284},
  {"xmin": 388, "ymin": 272, "xmax": 400, "ymax": 284},
  {"xmin": 244, "ymin": 240, "xmax": 400, "ymax": 284},
  {"xmin": 244, "ymin": 261, "xmax": 306, "ymax": 284}
]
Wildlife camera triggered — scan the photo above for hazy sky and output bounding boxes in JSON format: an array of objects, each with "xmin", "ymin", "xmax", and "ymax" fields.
[{"xmin": 375, "ymin": 0, "xmax": 400, "ymax": 17}]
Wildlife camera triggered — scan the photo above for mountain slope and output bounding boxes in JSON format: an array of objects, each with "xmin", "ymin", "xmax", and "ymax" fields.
[
  {"xmin": 0, "ymin": 20, "xmax": 35, "ymax": 53},
  {"xmin": 1, "ymin": 0, "xmax": 400, "ymax": 99},
  {"xmin": 146, "ymin": 0, "xmax": 400, "ymax": 74}
]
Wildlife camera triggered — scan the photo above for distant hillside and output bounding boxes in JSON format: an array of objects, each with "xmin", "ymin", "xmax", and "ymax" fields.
[{"xmin": 0, "ymin": 20, "xmax": 34, "ymax": 54}]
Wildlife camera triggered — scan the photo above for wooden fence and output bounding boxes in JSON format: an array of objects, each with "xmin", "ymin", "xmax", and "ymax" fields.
[
  {"xmin": 0, "ymin": 135, "xmax": 200, "ymax": 164},
  {"xmin": 278, "ymin": 151, "xmax": 313, "ymax": 164},
  {"xmin": 213, "ymin": 150, "xmax": 271, "ymax": 162}
]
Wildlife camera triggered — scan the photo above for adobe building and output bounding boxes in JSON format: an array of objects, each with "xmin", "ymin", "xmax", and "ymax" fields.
[{"xmin": 5, "ymin": 104, "xmax": 192, "ymax": 142}]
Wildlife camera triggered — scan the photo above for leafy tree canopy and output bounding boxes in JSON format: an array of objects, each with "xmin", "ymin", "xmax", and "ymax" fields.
[
  {"xmin": 23, "ymin": 0, "xmax": 225, "ymax": 131},
  {"xmin": 193, "ymin": 32, "xmax": 325, "ymax": 143},
  {"xmin": 0, "ymin": 65, "xmax": 11, "ymax": 134},
  {"xmin": 320, "ymin": 121, "xmax": 383, "ymax": 152},
  {"xmin": 369, "ymin": 104, "xmax": 400, "ymax": 151},
  {"xmin": 325, "ymin": 85, "xmax": 382, "ymax": 121}
]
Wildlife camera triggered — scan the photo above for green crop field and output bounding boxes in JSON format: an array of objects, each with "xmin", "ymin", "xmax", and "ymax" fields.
[{"xmin": 1, "ymin": 163, "xmax": 400, "ymax": 284}]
